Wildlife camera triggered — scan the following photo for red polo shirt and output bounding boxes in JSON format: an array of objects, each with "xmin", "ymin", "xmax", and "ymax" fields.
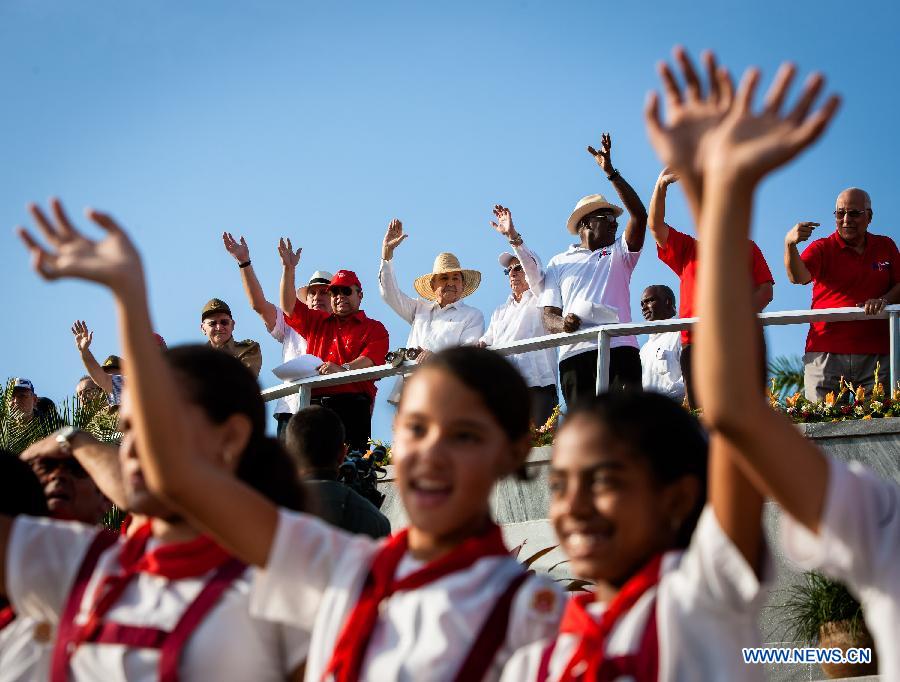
[
  {"xmin": 800, "ymin": 230, "xmax": 899, "ymax": 355},
  {"xmin": 284, "ymin": 302, "xmax": 389, "ymax": 401},
  {"xmin": 658, "ymin": 227, "xmax": 774, "ymax": 345}
]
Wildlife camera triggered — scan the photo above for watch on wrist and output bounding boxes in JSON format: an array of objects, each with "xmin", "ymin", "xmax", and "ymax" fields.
[
  {"xmin": 508, "ymin": 234, "xmax": 524, "ymax": 247},
  {"xmin": 607, "ymin": 168, "xmax": 620, "ymax": 181},
  {"xmin": 54, "ymin": 425, "xmax": 82, "ymax": 456},
  {"xmin": 341, "ymin": 363, "xmax": 352, "ymax": 371}
]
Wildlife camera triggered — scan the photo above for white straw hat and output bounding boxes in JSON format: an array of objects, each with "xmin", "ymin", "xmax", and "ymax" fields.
[{"xmin": 566, "ymin": 194, "xmax": 624, "ymax": 234}]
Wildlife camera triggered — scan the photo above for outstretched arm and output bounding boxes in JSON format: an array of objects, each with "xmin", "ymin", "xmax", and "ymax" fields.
[
  {"xmin": 648, "ymin": 170, "xmax": 678, "ymax": 248},
  {"xmin": 223, "ymin": 232, "xmax": 277, "ymax": 331},
  {"xmin": 71, "ymin": 320, "xmax": 114, "ymax": 394},
  {"xmin": 674, "ymin": 57, "xmax": 841, "ymax": 532},
  {"xmin": 490, "ymin": 205, "xmax": 545, "ymax": 294},
  {"xmin": 587, "ymin": 133, "xmax": 648, "ymax": 251},
  {"xmin": 379, "ymin": 219, "xmax": 418, "ymax": 323},
  {"xmin": 18, "ymin": 200, "xmax": 279, "ymax": 567},
  {"xmin": 784, "ymin": 222, "xmax": 817, "ymax": 284},
  {"xmin": 278, "ymin": 238, "xmax": 302, "ymax": 315}
]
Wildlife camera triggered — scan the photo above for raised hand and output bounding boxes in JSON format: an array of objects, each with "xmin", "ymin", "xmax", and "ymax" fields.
[
  {"xmin": 17, "ymin": 199, "xmax": 143, "ymax": 291},
  {"xmin": 489, "ymin": 205, "xmax": 518, "ymax": 238},
  {"xmin": 223, "ymin": 232, "xmax": 250, "ymax": 263},
  {"xmin": 786, "ymin": 221, "xmax": 819, "ymax": 245},
  {"xmin": 644, "ymin": 47, "xmax": 733, "ymax": 194},
  {"xmin": 587, "ymin": 132, "xmax": 615, "ymax": 175},
  {"xmin": 657, "ymin": 167, "xmax": 680, "ymax": 188},
  {"xmin": 71, "ymin": 320, "xmax": 93, "ymax": 352},
  {"xmin": 382, "ymin": 219, "xmax": 408, "ymax": 261},
  {"xmin": 702, "ymin": 63, "xmax": 840, "ymax": 185},
  {"xmin": 278, "ymin": 237, "xmax": 302, "ymax": 269}
]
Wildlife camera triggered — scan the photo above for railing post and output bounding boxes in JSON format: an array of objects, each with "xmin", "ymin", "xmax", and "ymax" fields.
[
  {"xmin": 596, "ymin": 329, "xmax": 611, "ymax": 395},
  {"xmin": 298, "ymin": 385, "xmax": 312, "ymax": 409},
  {"xmin": 890, "ymin": 310, "xmax": 900, "ymax": 393}
]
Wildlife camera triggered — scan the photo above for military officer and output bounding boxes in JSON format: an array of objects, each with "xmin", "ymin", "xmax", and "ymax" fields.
[{"xmin": 200, "ymin": 298, "xmax": 262, "ymax": 377}]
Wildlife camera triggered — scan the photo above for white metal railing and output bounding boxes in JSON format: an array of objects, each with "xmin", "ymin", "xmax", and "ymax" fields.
[{"xmin": 260, "ymin": 305, "xmax": 900, "ymax": 406}]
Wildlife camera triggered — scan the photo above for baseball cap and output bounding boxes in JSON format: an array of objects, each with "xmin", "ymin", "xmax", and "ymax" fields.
[
  {"xmin": 329, "ymin": 270, "xmax": 362, "ymax": 290},
  {"xmin": 12, "ymin": 378, "xmax": 34, "ymax": 393}
]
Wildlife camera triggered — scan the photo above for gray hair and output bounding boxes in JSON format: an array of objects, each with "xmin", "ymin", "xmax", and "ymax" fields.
[{"xmin": 837, "ymin": 187, "xmax": 872, "ymax": 210}]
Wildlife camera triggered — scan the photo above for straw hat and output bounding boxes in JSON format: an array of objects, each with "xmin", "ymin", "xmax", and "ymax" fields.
[
  {"xmin": 566, "ymin": 194, "xmax": 624, "ymax": 234},
  {"xmin": 413, "ymin": 252, "xmax": 481, "ymax": 301}
]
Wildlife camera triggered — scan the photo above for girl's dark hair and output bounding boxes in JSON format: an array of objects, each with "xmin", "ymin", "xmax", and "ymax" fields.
[
  {"xmin": 412, "ymin": 346, "xmax": 532, "ymax": 443},
  {"xmin": 567, "ymin": 391, "xmax": 708, "ymax": 548},
  {"xmin": 0, "ymin": 450, "xmax": 49, "ymax": 518},
  {"xmin": 164, "ymin": 345, "xmax": 306, "ymax": 512}
]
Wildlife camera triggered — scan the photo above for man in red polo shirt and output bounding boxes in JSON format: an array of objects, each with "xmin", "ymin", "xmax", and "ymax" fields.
[
  {"xmin": 649, "ymin": 170, "xmax": 774, "ymax": 407},
  {"xmin": 785, "ymin": 187, "xmax": 900, "ymax": 400},
  {"xmin": 284, "ymin": 270, "xmax": 389, "ymax": 451}
]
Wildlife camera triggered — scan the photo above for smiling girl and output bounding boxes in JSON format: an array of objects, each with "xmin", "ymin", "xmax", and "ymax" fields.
[{"xmin": 13, "ymin": 202, "xmax": 563, "ymax": 681}]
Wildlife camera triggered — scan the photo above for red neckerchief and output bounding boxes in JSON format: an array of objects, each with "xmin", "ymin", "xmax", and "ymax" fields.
[
  {"xmin": 76, "ymin": 523, "xmax": 232, "ymax": 645},
  {"xmin": 323, "ymin": 522, "xmax": 508, "ymax": 682},
  {"xmin": 557, "ymin": 554, "xmax": 663, "ymax": 682},
  {"xmin": 0, "ymin": 605, "xmax": 15, "ymax": 631}
]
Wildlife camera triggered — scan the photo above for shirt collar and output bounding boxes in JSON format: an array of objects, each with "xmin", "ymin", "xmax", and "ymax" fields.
[
  {"xmin": 831, "ymin": 229, "xmax": 869, "ymax": 252},
  {"xmin": 330, "ymin": 309, "xmax": 368, "ymax": 323}
]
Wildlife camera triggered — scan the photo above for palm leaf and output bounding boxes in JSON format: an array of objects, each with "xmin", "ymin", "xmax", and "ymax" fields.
[{"xmin": 768, "ymin": 355, "xmax": 805, "ymax": 398}]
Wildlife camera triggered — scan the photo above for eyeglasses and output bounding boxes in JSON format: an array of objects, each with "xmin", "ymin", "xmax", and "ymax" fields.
[
  {"xmin": 834, "ymin": 209, "xmax": 869, "ymax": 219},
  {"xmin": 330, "ymin": 286, "xmax": 355, "ymax": 297},
  {"xmin": 30, "ymin": 456, "xmax": 90, "ymax": 479},
  {"xmin": 503, "ymin": 264, "xmax": 524, "ymax": 276}
]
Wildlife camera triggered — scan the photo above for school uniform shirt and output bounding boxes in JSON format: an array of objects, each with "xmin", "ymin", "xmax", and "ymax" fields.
[
  {"xmin": 269, "ymin": 304, "xmax": 309, "ymax": 415},
  {"xmin": 379, "ymin": 258, "xmax": 485, "ymax": 402},
  {"xmin": 539, "ymin": 235, "xmax": 641, "ymax": 364},
  {"xmin": 500, "ymin": 507, "xmax": 770, "ymax": 682},
  {"xmin": 639, "ymin": 331, "xmax": 685, "ymax": 402},
  {"xmin": 780, "ymin": 457, "xmax": 900, "ymax": 681},
  {"xmin": 250, "ymin": 509, "xmax": 565, "ymax": 682},
  {"xmin": 0, "ymin": 612, "xmax": 52, "ymax": 682},
  {"xmin": 481, "ymin": 244, "xmax": 557, "ymax": 388},
  {"xmin": 6, "ymin": 516, "xmax": 309, "ymax": 682}
]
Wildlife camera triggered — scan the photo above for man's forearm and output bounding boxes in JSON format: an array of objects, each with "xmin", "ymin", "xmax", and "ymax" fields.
[
  {"xmin": 882, "ymin": 282, "xmax": 900, "ymax": 305},
  {"xmin": 240, "ymin": 265, "xmax": 276, "ymax": 330},
  {"xmin": 280, "ymin": 266, "xmax": 297, "ymax": 315},
  {"xmin": 72, "ymin": 434, "xmax": 129, "ymax": 509},
  {"xmin": 784, "ymin": 242, "xmax": 811, "ymax": 284},
  {"xmin": 80, "ymin": 349, "xmax": 114, "ymax": 394},
  {"xmin": 542, "ymin": 307, "xmax": 565, "ymax": 334},
  {"xmin": 610, "ymin": 173, "xmax": 648, "ymax": 224},
  {"xmin": 647, "ymin": 182, "xmax": 670, "ymax": 247}
]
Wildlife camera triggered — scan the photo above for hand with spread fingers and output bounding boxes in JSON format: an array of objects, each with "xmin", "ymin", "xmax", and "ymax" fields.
[
  {"xmin": 701, "ymin": 62, "xmax": 841, "ymax": 184},
  {"xmin": 71, "ymin": 320, "xmax": 94, "ymax": 352},
  {"xmin": 278, "ymin": 237, "xmax": 302, "ymax": 269},
  {"xmin": 587, "ymin": 132, "xmax": 616, "ymax": 176},
  {"xmin": 489, "ymin": 205, "xmax": 519, "ymax": 240},
  {"xmin": 223, "ymin": 232, "xmax": 251, "ymax": 263},
  {"xmin": 17, "ymin": 199, "xmax": 143, "ymax": 291},
  {"xmin": 382, "ymin": 218, "xmax": 408, "ymax": 261}
]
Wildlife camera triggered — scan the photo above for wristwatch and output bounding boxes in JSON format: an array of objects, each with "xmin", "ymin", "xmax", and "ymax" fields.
[
  {"xmin": 341, "ymin": 363, "xmax": 352, "ymax": 371},
  {"xmin": 607, "ymin": 168, "xmax": 620, "ymax": 181},
  {"xmin": 54, "ymin": 425, "xmax": 83, "ymax": 456}
]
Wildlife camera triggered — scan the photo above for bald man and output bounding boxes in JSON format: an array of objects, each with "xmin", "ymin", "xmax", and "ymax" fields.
[{"xmin": 785, "ymin": 188, "xmax": 900, "ymax": 400}]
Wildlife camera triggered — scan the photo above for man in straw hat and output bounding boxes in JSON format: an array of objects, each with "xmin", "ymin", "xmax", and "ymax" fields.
[
  {"xmin": 379, "ymin": 218, "xmax": 485, "ymax": 402},
  {"xmin": 478, "ymin": 204, "xmax": 558, "ymax": 425},
  {"xmin": 541, "ymin": 132, "xmax": 648, "ymax": 409},
  {"xmin": 222, "ymin": 232, "xmax": 334, "ymax": 439}
]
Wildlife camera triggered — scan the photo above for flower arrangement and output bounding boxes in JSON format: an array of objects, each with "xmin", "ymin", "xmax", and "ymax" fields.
[
  {"xmin": 770, "ymin": 363, "xmax": 900, "ymax": 424},
  {"xmin": 531, "ymin": 404, "xmax": 561, "ymax": 447}
]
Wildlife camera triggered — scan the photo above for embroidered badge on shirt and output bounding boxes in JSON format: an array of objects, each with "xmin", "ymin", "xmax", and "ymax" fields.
[
  {"xmin": 872, "ymin": 260, "xmax": 891, "ymax": 271},
  {"xmin": 531, "ymin": 588, "xmax": 558, "ymax": 614}
]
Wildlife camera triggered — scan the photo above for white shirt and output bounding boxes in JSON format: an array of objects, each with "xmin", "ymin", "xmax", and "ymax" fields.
[
  {"xmin": 539, "ymin": 235, "xmax": 641, "ymax": 362},
  {"xmin": 482, "ymin": 244, "xmax": 557, "ymax": 388},
  {"xmin": 269, "ymin": 305, "xmax": 309, "ymax": 415},
  {"xmin": 781, "ymin": 458, "xmax": 900, "ymax": 682},
  {"xmin": 6, "ymin": 516, "xmax": 308, "ymax": 682},
  {"xmin": 251, "ymin": 510, "xmax": 565, "ymax": 682},
  {"xmin": 640, "ymin": 331, "xmax": 685, "ymax": 402},
  {"xmin": 0, "ymin": 614, "xmax": 51, "ymax": 682},
  {"xmin": 379, "ymin": 258, "xmax": 485, "ymax": 402},
  {"xmin": 501, "ymin": 507, "xmax": 770, "ymax": 682}
]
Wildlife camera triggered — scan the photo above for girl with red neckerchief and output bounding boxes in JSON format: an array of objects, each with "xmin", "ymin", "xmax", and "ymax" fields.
[
  {"xmin": 10, "ymin": 203, "xmax": 564, "ymax": 682},
  {"xmin": 0, "ymin": 339, "xmax": 310, "ymax": 681}
]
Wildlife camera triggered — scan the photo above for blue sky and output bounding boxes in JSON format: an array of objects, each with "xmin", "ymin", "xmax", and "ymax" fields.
[{"xmin": 2, "ymin": 0, "xmax": 897, "ymax": 441}]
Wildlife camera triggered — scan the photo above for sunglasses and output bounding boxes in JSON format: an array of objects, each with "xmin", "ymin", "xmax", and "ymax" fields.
[
  {"xmin": 582, "ymin": 214, "xmax": 617, "ymax": 226},
  {"xmin": 503, "ymin": 264, "xmax": 524, "ymax": 276},
  {"xmin": 330, "ymin": 286, "xmax": 356, "ymax": 297},
  {"xmin": 30, "ymin": 456, "xmax": 90, "ymax": 479},
  {"xmin": 834, "ymin": 209, "xmax": 869, "ymax": 219}
]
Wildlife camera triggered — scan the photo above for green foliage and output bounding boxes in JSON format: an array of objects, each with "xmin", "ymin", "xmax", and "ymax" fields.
[
  {"xmin": 366, "ymin": 438, "xmax": 392, "ymax": 465},
  {"xmin": 531, "ymin": 405, "xmax": 561, "ymax": 447},
  {"xmin": 776, "ymin": 572, "xmax": 865, "ymax": 644},
  {"xmin": 768, "ymin": 355, "xmax": 805, "ymax": 399}
]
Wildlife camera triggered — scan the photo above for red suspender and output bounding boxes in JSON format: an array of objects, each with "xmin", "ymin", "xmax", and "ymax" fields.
[
  {"xmin": 158, "ymin": 559, "xmax": 246, "ymax": 682},
  {"xmin": 50, "ymin": 530, "xmax": 244, "ymax": 682},
  {"xmin": 0, "ymin": 605, "xmax": 16, "ymax": 631},
  {"xmin": 51, "ymin": 529, "xmax": 119, "ymax": 682},
  {"xmin": 452, "ymin": 571, "xmax": 530, "ymax": 682},
  {"xmin": 536, "ymin": 638, "xmax": 558, "ymax": 682}
]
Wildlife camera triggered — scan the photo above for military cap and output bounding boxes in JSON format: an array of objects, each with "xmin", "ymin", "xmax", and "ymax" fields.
[
  {"xmin": 201, "ymin": 298, "xmax": 233, "ymax": 320},
  {"xmin": 101, "ymin": 355, "xmax": 122, "ymax": 372}
]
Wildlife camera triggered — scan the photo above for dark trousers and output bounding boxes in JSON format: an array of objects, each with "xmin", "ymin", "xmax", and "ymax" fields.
[
  {"xmin": 274, "ymin": 413, "xmax": 293, "ymax": 443},
  {"xmin": 311, "ymin": 393, "xmax": 373, "ymax": 453},
  {"xmin": 530, "ymin": 385, "xmax": 559, "ymax": 427},
  {"xmin": 682, "ymin": 331, "xmax": 767, "ymax": 410},
  {"xmin": 559, "ymin": 347, "xmax": 642, "ymax": 410}
]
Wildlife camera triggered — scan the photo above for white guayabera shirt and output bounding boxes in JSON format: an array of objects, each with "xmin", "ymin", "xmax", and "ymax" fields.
[{"xmin": 269, "ymin": 305, "xmax": 309, "ymax": 415}]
